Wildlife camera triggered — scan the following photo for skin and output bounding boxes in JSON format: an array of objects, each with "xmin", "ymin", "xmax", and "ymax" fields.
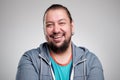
[{"xmin": 44, "ymin": 9, "xmax": 74, "ymax": 64}]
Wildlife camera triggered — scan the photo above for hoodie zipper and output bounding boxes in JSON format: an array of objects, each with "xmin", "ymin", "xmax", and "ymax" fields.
[
  {"xmin": 70, "ymin": 58, "xmax": 87, "ymax": 80},
  {"xmin": 39, "ymin": 54, "xmax": 55, "ymax": 80},
  {"xmin": 39, "ymin": 54, "xmax": 87, "ymax": 80}
]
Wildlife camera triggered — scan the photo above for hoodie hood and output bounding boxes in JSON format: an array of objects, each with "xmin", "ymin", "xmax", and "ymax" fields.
[
  {"xmin": 38, "ymin": 42, "xmax": 89, "ymax": 65},
  {"xmin": 72, "ymin": 43, "xmax": 88, "ymax": 65}
]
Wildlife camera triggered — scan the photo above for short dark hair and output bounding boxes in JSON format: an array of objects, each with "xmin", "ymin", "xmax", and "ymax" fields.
[{"xmin": 43, "ymin": 4, "xmax": 73, "ymax": 24}]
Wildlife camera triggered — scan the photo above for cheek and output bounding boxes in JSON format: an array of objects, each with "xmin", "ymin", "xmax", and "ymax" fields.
[
  {"xmin": 64, "ymin": 24, "xmax": 73, "ymax": 33},
  {"xmin": 65, "ymin": 27, "xmax": 72, "ymax": 35},
  {"xmin": 45, "ymin": 28, "xmax": 52, "ymax": 36},
  {"xmin": 45, "ymin": 32, "xmax": 51, "ymax": 41}
]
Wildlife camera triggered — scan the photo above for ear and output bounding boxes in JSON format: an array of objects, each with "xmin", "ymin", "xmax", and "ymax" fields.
[
  {"xmin": 71, "ymin": 21, "xmax": 74, "ymax": 35},
  {"xmin": 43, "ymin": 23, "xmax": 47, "ymax": 36}
]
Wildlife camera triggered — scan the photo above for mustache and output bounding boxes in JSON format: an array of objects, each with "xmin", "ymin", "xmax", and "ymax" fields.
[{"xmin": 49, "ymin": 32, "xmax": 65, "ymax": 38}]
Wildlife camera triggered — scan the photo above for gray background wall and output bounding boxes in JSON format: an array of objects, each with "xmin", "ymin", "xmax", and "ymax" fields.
[{"xmin": 0, "ymin": 0, "xmax": 120, "ymax": 80}]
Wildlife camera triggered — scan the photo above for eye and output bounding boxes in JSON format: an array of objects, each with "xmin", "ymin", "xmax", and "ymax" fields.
[
  {"xmin": 46, "ymin": 23, "xmax": 53, "ymax": 28},
  {"xmin": 59, "ymin": 22, "xmax": 66, "ymax": 26}
]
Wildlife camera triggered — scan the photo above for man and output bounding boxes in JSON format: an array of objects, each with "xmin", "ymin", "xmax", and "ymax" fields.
[{"xmin": 16, "ymin": 4, "xmax": 104, "ymax": 80}]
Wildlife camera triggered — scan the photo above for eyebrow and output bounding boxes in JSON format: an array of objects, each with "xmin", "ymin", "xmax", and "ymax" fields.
[
  {"xmin": 59, "ymin": 19, "xmax": 66, "ymax": 22},
  {"xmin": 46, "ymin": 21, "xmax": 53, "ymax": 24}
]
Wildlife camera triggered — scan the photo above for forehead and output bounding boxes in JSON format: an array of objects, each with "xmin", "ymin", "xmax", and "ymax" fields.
[{"xmin": 44, "ymin": 9, "xmax": 69, "ymax": 22}]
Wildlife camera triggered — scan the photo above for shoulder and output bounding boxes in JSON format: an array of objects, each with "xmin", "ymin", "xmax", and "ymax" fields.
[
  {"xmin": 20, "ymin": 47, "xmax": 40, "ymax": 62},
  {"xmin": 19, "ymin": 43, "xmax": 47, "ymax": 64},
  {"xmin": 76, "ymin": 45, "xmax": 103, "ymax": 68},
  {"xmin": 80, "ymin": 47, "xmax": 103, "ymax": 69},
  {"xmin": 23, "ymin": 42, "xmax": 47, "ymax": 58},
  {"xmin": 18, "ymin": 43, "xmax": 47, "ymax": 69},
  {"xmin": 18, "ymin": 47, "xmax": 40, "ymax": 67}
]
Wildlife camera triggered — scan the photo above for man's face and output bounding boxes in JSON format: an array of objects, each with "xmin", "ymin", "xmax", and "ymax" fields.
[{"xmin": 44, "ymin": 9, "xmax": 74, "ymax": 53}]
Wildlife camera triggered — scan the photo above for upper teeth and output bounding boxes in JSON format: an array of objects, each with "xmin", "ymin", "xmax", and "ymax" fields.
[{"xmin": 54, "ymin": 36, "xmax": 62, "ymax": 39}]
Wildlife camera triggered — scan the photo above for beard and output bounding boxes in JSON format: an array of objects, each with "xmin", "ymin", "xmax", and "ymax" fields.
[{"xmin": 47, "ymin": 35, "xmax": 72, "ymax": 53}]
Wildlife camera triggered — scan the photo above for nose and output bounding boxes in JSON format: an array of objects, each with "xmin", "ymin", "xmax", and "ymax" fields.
[{"xmin": 53, "ymin": 23, "xmax": 60, "ymax": 33}]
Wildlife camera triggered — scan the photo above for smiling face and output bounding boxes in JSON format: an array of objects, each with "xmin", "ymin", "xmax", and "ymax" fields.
[{"xmin": 44, "ymin": 9, "xmax": 74, "ymax": 53}]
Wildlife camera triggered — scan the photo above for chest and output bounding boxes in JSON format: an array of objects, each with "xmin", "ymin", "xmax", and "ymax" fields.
[{"xmin": 39, "ymin": 59, "xmax": 87, "ymax": 80}]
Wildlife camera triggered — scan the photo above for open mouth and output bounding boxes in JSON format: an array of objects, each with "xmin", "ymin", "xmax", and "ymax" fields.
[
  {"xmin": 52, "ymin": 35, "xmax": 63, "ymax": 42},
  {"xmin": 53, "ymin": 35, "xmax": 63, "ymax": 39},
  {"xmin": 50, "ymin": 33, "xmax": 65, "ymax": 42}
]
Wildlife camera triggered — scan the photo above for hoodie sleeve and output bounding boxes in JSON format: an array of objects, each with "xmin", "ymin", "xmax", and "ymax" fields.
[
  {"xmin": 16, "ymin": 51, "xmax": 39, "ymax": 80},
  {"xmin": 87, "ymin": 53, "xmax": 104, "ymax": 80}
]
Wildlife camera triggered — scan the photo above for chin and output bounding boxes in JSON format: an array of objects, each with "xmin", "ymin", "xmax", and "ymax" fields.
[
  {"xmin": 48, "ymin": 39, "xmax": 70, "ymax": 53},
  {"xmin": 54, "ymin": 41, "xmax": 64, "ymax": 46}
]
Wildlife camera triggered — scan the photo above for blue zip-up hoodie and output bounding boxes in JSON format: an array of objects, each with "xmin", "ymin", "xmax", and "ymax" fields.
[{"xmin": 16, "ymin": 42, "xmax": 104, "ymax": 80}]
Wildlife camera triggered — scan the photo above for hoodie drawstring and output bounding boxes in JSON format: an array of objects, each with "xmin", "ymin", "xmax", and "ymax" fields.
[{"xmin": 83, "ymin": 59, "xmax": 87, "ymax": 80}]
